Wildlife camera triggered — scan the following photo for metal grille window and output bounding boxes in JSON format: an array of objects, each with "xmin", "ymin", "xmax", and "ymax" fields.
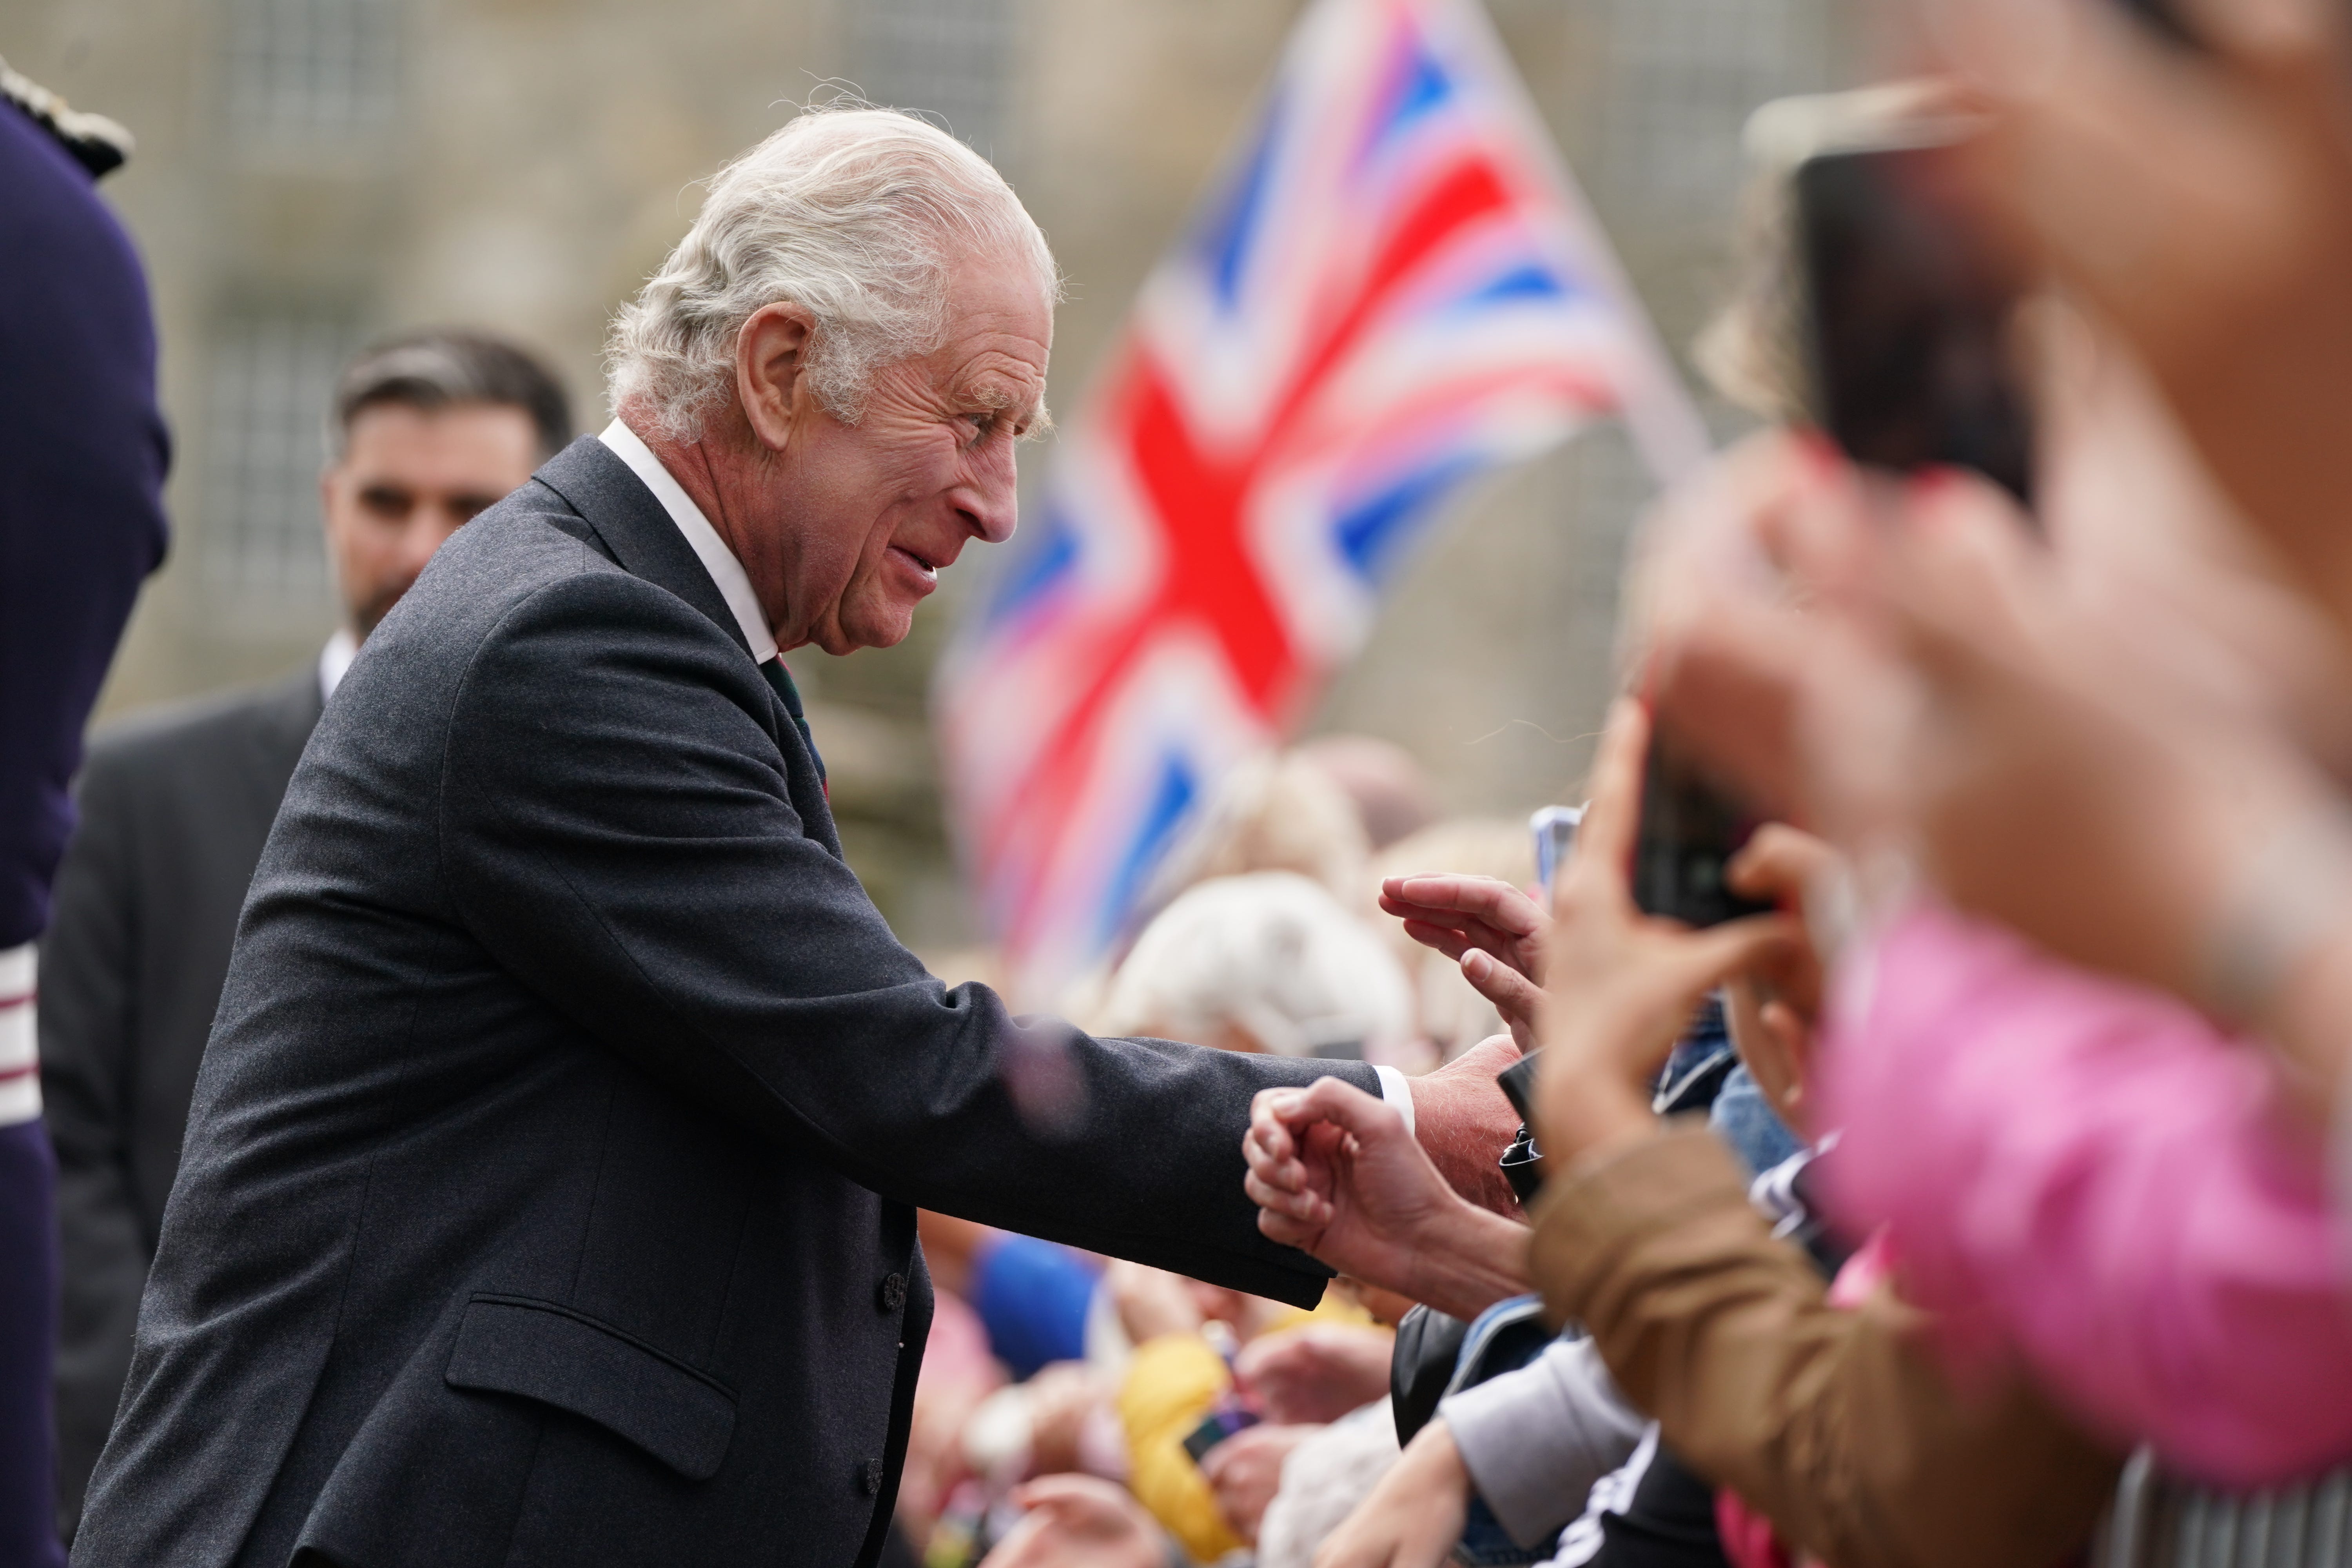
[
  {"xmin": 1597, "ymin": 0, "xmax": 1831, "ymax": 220},
  {"xmin": 224, "ymin": 0, "xmax": 401, "ymax": 142},
  {"xmin": 202, "ymin": 311, "xmax": 357, "ymax": 597},
  {"xmin": 853, "ymin": 0, "xmax": 1014, "ymax": 156}
]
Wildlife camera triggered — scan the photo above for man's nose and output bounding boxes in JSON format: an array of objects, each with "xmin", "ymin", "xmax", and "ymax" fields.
[{"xmin": 962, "ymin": 450, "xmax": 1020, "ymax": 545}]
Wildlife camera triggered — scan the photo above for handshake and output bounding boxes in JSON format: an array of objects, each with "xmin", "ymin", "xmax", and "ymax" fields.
[{"xmin": 1239, "ymin": 698, "xmax": 1820, "ymax": 1318}]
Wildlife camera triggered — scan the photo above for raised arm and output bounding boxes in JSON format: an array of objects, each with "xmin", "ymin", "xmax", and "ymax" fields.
[
  {"xmin": 1528, "ymin": 1125, "xmax": 2122, "ymax": 1568},
  {"xmin": 1818, "ymin": 898, "xmax": 2352, "ymax": 1486}
]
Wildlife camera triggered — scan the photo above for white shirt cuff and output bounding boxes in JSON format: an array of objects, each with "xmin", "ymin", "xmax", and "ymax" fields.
[{"xmin": 1373, "ymin": 1064, "xmax": 1415, "ymax": 1138}]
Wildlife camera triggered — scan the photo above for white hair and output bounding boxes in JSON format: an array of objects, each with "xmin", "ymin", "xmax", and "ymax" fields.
[
  {"xmin": 606, "ymin": 104, "xmax": 1057, "ymax": 440},
  {"xmin": 1100, "ymin": 872, "xmax": 1416, "ymax": 1063}
]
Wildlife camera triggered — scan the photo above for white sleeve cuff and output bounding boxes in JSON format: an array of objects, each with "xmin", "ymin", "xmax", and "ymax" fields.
[{"xmin": 1373, "ymin": 1064, "xmax": 1415, "ymax": 1138}]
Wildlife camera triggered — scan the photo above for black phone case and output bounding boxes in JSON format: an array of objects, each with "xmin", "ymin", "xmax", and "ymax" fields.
[
  {"xmin": 1630, "ymin": 741, "xmax": 1771, "ymax": 930},
  {"xmin": 1795, "ymin": 145, "xmax": 2034, "ymax": 508}
]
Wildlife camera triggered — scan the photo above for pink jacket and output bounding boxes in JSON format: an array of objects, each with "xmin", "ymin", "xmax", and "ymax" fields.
[{"xmin": 1817, "ymin": 900, "xmax": 2352, "ymax": 1487}]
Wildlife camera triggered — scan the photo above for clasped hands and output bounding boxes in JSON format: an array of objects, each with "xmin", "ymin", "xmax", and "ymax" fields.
[{"xmin": 1243, "ymin": 698, "xmax": 1813, "ymax": 1311}]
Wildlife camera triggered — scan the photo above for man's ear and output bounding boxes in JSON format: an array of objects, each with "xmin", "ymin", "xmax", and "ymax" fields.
[{"xmin": 736, "ymin": 303, "xmax": 816, "ymax": 453}]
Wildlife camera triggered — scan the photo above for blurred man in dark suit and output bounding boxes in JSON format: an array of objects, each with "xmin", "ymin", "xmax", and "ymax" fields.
[{"xmin": 37, "ymin": 330, "xmax": 570, "ymax": 1534}]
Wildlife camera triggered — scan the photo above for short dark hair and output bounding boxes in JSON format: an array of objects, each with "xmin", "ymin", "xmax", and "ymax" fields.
[{"xmin": 332, "ymin": 329, "xmax": 573, "ymax": 462}]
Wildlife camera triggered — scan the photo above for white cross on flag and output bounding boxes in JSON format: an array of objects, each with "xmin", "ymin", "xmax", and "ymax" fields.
[{"xmin": 935, "ymin": 0, "xmax": 1709, "ymax": 1004}]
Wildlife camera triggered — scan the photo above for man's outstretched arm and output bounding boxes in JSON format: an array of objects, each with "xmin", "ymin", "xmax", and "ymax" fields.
[{"xmin": 437, "ymin": 575, "xmax": 1520, "ymax": 1303}]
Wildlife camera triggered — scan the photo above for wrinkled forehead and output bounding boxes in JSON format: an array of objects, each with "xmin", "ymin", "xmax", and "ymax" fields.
[
  {"xmin": 941, "ymin": 236, "xmax": 1057, "ymax": 340},
  {"xmin": 936, "ymin": 267, "xmax": 1053, "ymax": 396}
]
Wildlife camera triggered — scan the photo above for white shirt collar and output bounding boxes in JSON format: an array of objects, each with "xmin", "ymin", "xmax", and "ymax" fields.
[
  {"xmin": 597, "ymin": 418, "xmax": 779, "ymax": 663},
  {"xmin": 319, "ymin": 626, "xmax": 358, "ymax": 704}
]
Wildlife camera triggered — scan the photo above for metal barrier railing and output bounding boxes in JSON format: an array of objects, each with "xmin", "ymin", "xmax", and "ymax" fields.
[{"xmin": 2097, "ymin": 1450, "xmax": 2352, "ymax": 1568}]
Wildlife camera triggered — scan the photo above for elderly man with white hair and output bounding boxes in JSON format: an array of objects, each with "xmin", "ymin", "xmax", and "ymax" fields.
[{"xmin": 71, "ymin": 109, "xmax": 1519, "ymax": 1568}]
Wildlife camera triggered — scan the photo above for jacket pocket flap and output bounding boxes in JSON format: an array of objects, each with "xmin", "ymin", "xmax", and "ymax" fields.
[{"xmin": 445, "ymin": 1295, "xmax": 736, "ymax": 1481}]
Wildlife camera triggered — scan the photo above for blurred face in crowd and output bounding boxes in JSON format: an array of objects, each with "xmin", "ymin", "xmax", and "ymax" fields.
[
  {"xmin": 321, "ymin": 401, "xmax": 540, "ymax": 639},
  {"xmin": 720, "ymin": 244, "xmax": 1052, "ymax": 656}
]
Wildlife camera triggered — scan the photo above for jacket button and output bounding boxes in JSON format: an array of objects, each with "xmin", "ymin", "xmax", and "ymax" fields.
[
  {"xmin": 878, "ymin": 1272, "xmax": 907, "ymax": 1312},
  {"xmin": 860, "ymin": 1458, "xmax": 884, "ymax": 1495}
]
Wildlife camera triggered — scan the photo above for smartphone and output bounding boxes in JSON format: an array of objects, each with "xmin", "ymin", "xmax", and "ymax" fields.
[
  {"xmin": 1630, "ymin": 732, "xmax": 1770, "ymax": 929},
  {"xmin": 1530, "ymin": 805, "xmax": 1584, "ymax": 900},
  {"xmin": 1181, "ymin": 1405, "xmax": 1260, "ymax": 1464},
  {"xmin": 1796, "ymin": 140, "xmax": 2034, "ymax": 507}
]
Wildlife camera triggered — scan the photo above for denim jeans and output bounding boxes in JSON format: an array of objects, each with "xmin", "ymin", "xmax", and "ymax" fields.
[{"xmin": 1709, "ymin": 1064, "xmax": 1805, "ymax": 1179}]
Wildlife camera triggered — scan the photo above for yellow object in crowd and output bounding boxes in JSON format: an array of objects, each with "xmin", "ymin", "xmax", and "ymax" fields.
[{"xmin": 1115, "ymin": 1288, "xmax": 1371, "ymax": 1563}]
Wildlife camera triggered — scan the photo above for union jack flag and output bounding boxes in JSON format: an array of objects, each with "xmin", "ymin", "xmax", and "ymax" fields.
[{"xmin": 934, "ymin": 0, "xmax": 1708, "ymax": 1004}]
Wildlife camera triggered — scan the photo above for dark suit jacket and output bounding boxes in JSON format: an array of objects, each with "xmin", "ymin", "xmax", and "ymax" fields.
[
  {"xmin": 73, "ymin": 437, "xmax": 1377, "ymax": 1568},
  {"xmin": 40, "ymin": 669, "xmax": 322, "ymax": 1532}
]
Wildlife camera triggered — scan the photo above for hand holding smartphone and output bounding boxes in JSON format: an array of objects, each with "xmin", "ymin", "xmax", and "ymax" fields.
[
  {"xmin": 1796, "ymin": 138, "xmax": 2034, "ymax": 507},
  {"xmin": 1181, "ymin": 1405, "xmax": 1261, "ymax": 1465}
]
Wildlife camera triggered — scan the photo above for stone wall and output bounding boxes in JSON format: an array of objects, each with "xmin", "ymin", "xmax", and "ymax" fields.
[{"xmin": 9, "ymin": 0, "xmax": 1849, "ymax": 949}]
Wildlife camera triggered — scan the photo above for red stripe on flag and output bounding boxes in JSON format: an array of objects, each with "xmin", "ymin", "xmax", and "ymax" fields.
[
  {"xmin": 1267, "ymin": 156, "xmax": 1514, "ymax": 437},
  {"xmin": 980, "ymin": 148, "xmax": 1537, "ymax": 959}
]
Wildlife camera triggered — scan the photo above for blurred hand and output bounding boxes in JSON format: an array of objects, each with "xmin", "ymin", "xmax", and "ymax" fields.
[
  {"xmin": 1244, "ymin": 1077, "xmax": 1529, "ymax": 1319},
  {"xmin": 1200, "ymin": 1422, "xmax": 1317, "ymax": 1543},
  {"xmin": 1644, "ymin": 418, "xmax": 2352, "ymax": 1110},
  {"xmin": 1724, "ymin": 824, "xmax": 1838, "ymax": 1019},
  {"xmin": 981, "ymin": 1475, "xmax": 1167, "ymax": 1568},
  {"xmin": 1842, "ymin": 469, "xmax": 2329, "ymax": 1010},
  {"xmin": 1924, "ymin": 0, "xmax": 2352, "ymax": 632},
  {"xmin": 1235, "ymin": 1323, "xmax": 1396, "ymax": 1425},
  {"xmin": 1535, "ymin": 699, "xmax": 1799, "ymax": 1166},
  {"xmin": 1380, "ymin": 875, "xmax": 1550, "ymax": 1051},
  {"xmin": 1106, "ymin": 1261, "xmax": 1204, "ymax": 1345},
  {"xmin": 1637, "ymin": 430, "xmax": 1925, "ymax": 858},
  {"xmin": 1020, "ymin": 1361, "xmax": 1105, "ymax": 1479},
  {"xmin": 1312, "ymin": 1419, "xmax": 1471, "ymax": 1568},
  {"xmin": 1724, "ymin": 826, "xmax": 1839, "ymax": 1131}
]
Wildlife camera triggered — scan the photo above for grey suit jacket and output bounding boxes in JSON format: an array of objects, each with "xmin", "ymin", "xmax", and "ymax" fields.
[
  {"xmin": 72, "ymin": 437, "xmax": 1377, "ymax": 1568},
  {"xmin": 40, "ymin": 669, "xmax": 322, "ymax": 1532}
]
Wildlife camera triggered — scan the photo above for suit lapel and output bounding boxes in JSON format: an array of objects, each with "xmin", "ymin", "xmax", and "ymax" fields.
[
  {"xmin": 530, "ymin": 437, "xmax": 753, "ymax": 662},
  {"xmin": 527, "ymin": 437, "xmax": 842, "ymax": 857}
]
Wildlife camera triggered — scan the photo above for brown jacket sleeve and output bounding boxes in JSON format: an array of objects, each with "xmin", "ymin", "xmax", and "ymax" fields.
[{"xmin": 1526, "ymin": 1123, "xmax": 2122, "ymax": 1568}]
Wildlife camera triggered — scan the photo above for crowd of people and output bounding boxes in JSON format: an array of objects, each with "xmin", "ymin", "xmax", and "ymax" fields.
[
  {"xmin": 8, "ymin": 1, "xmax": 2352, "ymax": 1565},
  {"xmin": 877, "ymin": 5, "xmax": 2352, "ymax": 1564},
  {"xmin": 882, "ymin": 744, "xmax": 1535, "ymax": 1568}
]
